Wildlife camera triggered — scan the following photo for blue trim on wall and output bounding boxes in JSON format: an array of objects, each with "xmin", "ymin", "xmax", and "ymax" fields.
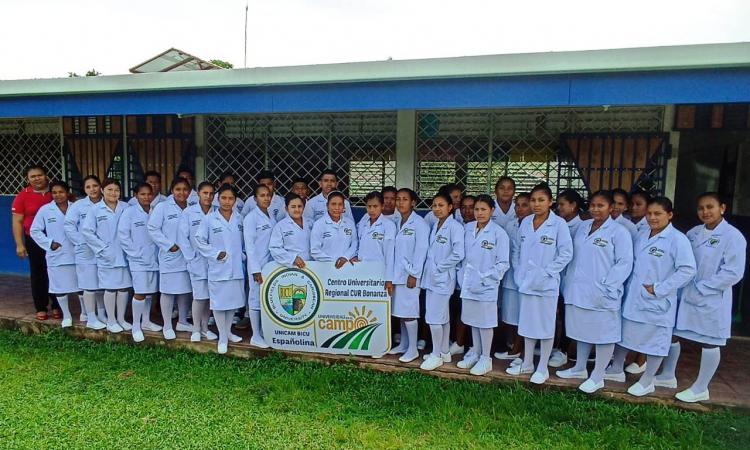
[
  {"xmin": 0, "ymin": 196, "xmax": 30, "ymax": 275},
  {"xmin": 2, "ymin": 68, "xmax": 750, "ymax": 118}
]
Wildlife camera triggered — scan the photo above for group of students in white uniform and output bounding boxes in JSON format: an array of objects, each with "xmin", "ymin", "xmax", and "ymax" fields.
[{"xmin": 29, "ymin": 167, "xmax": 746, "ymax": 404}]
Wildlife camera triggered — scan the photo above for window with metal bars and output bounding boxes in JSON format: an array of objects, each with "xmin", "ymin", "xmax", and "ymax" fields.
[{"xmin": 0, "ymin": 119, "xmax": 62, "ymax": 195}]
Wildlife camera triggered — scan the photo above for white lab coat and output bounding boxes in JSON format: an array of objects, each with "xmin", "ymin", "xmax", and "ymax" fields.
[
  {"xmin": 30, "ymin": 201, "xmax": 75, "ymax": 267},
  {"xmin": 392, "ymin": 211, "xmax": 430, "ymax": 285},
  {"xmin": 514, "ymin": 213, "xmax": 573, "ymax": 298},
  {"xmin": 460, "ymin": 221, "xmax": 510, "ymax": 302},
  {"xmin": 621, "ymin": 223, "xmax": 696, "ymax": 329},
  {"xmin": 128, "ymin": 193, "xmax": 166, "ymax": 208},
  {"xmin": 614, "ymin": 214, "xmax": 639, "ymax": 241},
  {"xmin": 676, "ymin": 219, "xmax": 747, "ymax": 341},
  {"xmin": 502, "ymin": 219, "xmax": 521, "ymax": 290},
  {"xmin": 491, "ymin": 200, "xmax": 517, "ymax": 228},
  {"xmin": 177, "ymin": 203, "xmax": 216, "ymax": 282},
  {"xmin": 565, "ymin": 215, "xmax": 584, "ymax": 240},
  {"xmin": 382, "ymin": 210, "xmax": 401, "ymax": 226},
  {"xmin": 310, "ymin": 213, "xmax": 358, "ymax": 262},
  {"xmin": 63, "ymin": 197, "xmax": 99, "ymax": 265},
  {"xmin": 167, "ymin": 190, "xmax": 199, "ymax": 207},
  {"xmin": 420, "ymin": 216, "xmax": 465, "ymax": 294},
  {"xmin": 240, "ymin": 194, "xmax": 285, "ymax": 221},
  {"xmin": 148, "ymin": 197, "xmax": 189, "ymax": 274},
  {"xmin": 303, "ymin": 192, "xmax": 354, "ymax": 223},
  {"xmin": 212, "ymin": 195, "xmax": 245, "ymax": 214},
  {"xmin": 634, "ymin": 216, "xmax": 648, "ymax": 235},
  {"xmin": 356, "ymin": 214, "xmax": 397, "ymax": 282},
  {"xmin": 244, "ymin": 207, "xmax": 277, "ymax": 275},
  {"xmin": 81, "ymin": 200, "xmax": 129, "ymax": 269},
  {"xmin": 117, "ymin": 204, "xmax": 159, "ymax": 272},
  {"xmin": 562, "ymin": 217, "xmax": 633, "ymax": 311},
  {"xmin": 269, "ymin": 216, "xmax": 312, "ymax": 268}
]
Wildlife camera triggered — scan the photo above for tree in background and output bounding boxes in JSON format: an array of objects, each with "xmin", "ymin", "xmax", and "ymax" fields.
[
  {"xmin": 68, "ymin": 69, "xmax": 101, "ymax": 77},
  {"xmin": 210, "ymin": 59, "xmax": 233, "ymax": 69}
]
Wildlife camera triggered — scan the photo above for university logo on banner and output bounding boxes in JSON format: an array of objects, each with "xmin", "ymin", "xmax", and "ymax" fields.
[{"xmin": 261, "ymin": 261, "xmax": 391, "ymax": 356}]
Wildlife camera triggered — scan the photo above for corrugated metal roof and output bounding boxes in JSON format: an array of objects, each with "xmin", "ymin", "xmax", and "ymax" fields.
[{"xmin": 2, "ymin": 42, "xmax": 749, "ymax": 98}]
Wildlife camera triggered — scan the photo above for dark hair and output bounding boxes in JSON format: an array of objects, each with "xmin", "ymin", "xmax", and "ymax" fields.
[
  {"xmin": 557, "ymin": 189, "xmax": 585, "ymax": 211},
  {"xmin": 257, "ymin": 170, "xmax": 275, "ymax": 182},
  {"xmin": 612, "ymin": 188, "xmax": 630, "ymax": 203},
  {"xmin": 516, "ymin": 192, "xmax": 530, "ymax": 201},
  {"xmin": 530, "ymin": 183, "xmax": 553, "ymax": 200},
  {"xmin": 630, "ymin": 190, "xmax": 651, "ymax": 204},
  {"xmin": 133, "ymin": 182, "xmax": 152, "ymax": 195},
  {"xmin": 170, "ymin": 176, "xmax": 191, "ymax": 193},
  {"xmin": 381, "ymin": 186, "xmax": 398, "ymax": 195},
  {"xmin": 285, "ymin": 192, "xmax": 303, "ymax": 207},
  {"xmin": 49, "ymin": 180, "xmax": 70, "ymax": 192},
  {"xmin": 291, "ymin": 177, "xmax": 308, "ymax": 185},
  {"xmin": 216, "ymin": 183, "xmax": 238, "ymax": 199},
  {"xmin": 176, "ymin": 166, "xmax": 194, "ymax": 178},
  {"xmin": 441, "ymin": 183, "xmax": 462, "ymax": 194},
  {"xmin": 461, "ymin": 194, "xmax": 477, "ymax": 204},
  {"xmin": 495, "ymin": 176, "xmax": 516, "ymax": 190},
  {"xmin": 25, "ymin": 165, "xmax": 47, "ymax": 176},
  {"xmin": 254, "ymin": 183, "xmax": 272, "ymax": 196},
  {"xmin": 218, "ymin": 171, "xmax": 236, "ymax": 183},
  {"xmin": 364, "ymin": 191, "xmax": 384, "ymax": 204},
  {"xmin": 197, "ymin": 181, "xmax": 215, "ymax": 192},
  {"xmin": 432, "ymin": 192, "xmax": 454, "ymax": 211},
  {"xmin": 101, "ymin": 178, "xmax": 121, "ymax": 189},
  {"xmin": 696, "ymin": 191, "xmax": 724, "ymax": 205},
  {"xmin": 397, "ymin": 188, "xmax": 418, "ymax": 204},
  {"xmin": 590, "ymin": 190, "xmax": 615, "ymax": 205},
  {"xmin": 82, "ymin": 175, "xmax": 101, "ymax": 186},
  {"xmin": 648, "ymin": 196, "xmax": 674, "ymax": 214},
  {"xmin": 474, "ymin": 194, "xmax": 496, "ymax": 210},
  {"xmin": 143, "ymin": 170, "xmax": 161, "ymax": 181},
  {"xmin": 327, "ymin": 191, "xmax": 346, "ymax": 204},
  {"xmin": 320, "ymin": 169, "xmax": 338, "ymax": 180}
]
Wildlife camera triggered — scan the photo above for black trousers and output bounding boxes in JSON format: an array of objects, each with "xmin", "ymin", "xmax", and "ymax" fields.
[{"xmin": 24, "ymin": 234, "xmax": 58, "ymax": 313}]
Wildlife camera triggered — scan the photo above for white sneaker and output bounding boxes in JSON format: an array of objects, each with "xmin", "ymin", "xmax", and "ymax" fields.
[
  {"xmin": 494, "ymin": 351, "xmax": 521, "ymax": 360},
  {"xmin": 217, "ymin": 343, "xmax": 228, "ymax": 354},
  {"xmin": 556, "ymin": 368, "xmax": 588, "ymax": 380},
  {"xmin": 387, "ymin": 345, "xmax": 407, "ymax": 355},
  {"xmin": 449, "ymin": 342, "xmax": 465, "ymax": 356},
  {"xmin": 417, "ymin": 339, "xmax": 426, "ymax": 350},
  {"xmin": 399, "ymin": 351, "xmax": 419, "ymax": 363},
  {"xmin": 202, "ymin": 330, "xmax": 218, "ymax": 341},
  {"xmin": 208, "ymin": 316, "xmax": 215, "ymax": 326},
  {"xmin": 163, "ymin": 328, "xmax": 176, "ymax": 340},
  {"xmin": 61, "ymin": 318, "xmax": 73, "ymax": 328},
  {"xmin": 118, "ymin": 321, "xmax": 132, "ymax": 331},
  {"xmin": 86, "ymin": 320, "xmax": 106, "ymax": 330},
  {"xmin": 175, "ymin": 322, "xmax": 192, "ymax": 332},
  {"xmin": 510, "ymin": 357, "xmax": 523, "ymax": 367},
  {"xmin": 470, "ymin": 356, "xmax": 493, "ymax": 376},
  {"xmin": 250, "ymin": 336, "xmax": 270, "ymax": 349},
  {"xmin": 420, "ymin": 354, "xmax": 444, "ymax": 371},
  {"xmin": 654, "ymin": 377, "xmax": 678, "ymax": 389},
  {"xmin": 603, "ymin": 371, "xmax": 626, "ymax": 383},
  {"xmin": 505, "ymin": 365, "xmax": 534, "ymax": 376},
  {"xmin": 228, "ymin": 333, "xmax": 242, "ymax": 343},
  {"xmin": 132, "ymin": 330, "xmax": 145, "ymax": 343},
  {"xmin": 627, "ymin": 381, "xmax": 655, "ymax": 397},
  {"xmin": 190, "ymin": 332, "xmax": 201, "ymax": 342},
  {"xmin": 142, "ymin": 322, "xmax": 162, "ymax": 332},
  {"xmin": 625, "ymin": 362, "xmax": 646, "ymax": 374},
  {"xmin": 530, "ymin": 371, "xmax": 549, "ymax": 385},
  {"xmin": 457, "ymin": 353, "xmax": 480, "ymax": 370},
  {"xmin": 675, "ymin": 388, "xmax": 709, "ymax": 403},
  {"xmin": 79, "ymin": 313, "xmax": 88, "ymax": 322},
  {"xmin": 548, "ymin": 350, "xmax": 568, "ymax": 368},
  {"xmin": 107, "ymin": 323, "xmax": 123, "ymax": 334},
  {"xmin": 440, "ymin": 352, "xmax": 451, "ymax": 363},
  {"xmin": 579, "ymin": 378, "xmax": 604, "ymax": 394}
]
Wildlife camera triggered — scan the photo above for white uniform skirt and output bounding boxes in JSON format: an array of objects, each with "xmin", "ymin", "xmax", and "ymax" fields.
[
  {"xmin": 392, "ymin": 284, "xmax": 420, "ymax": 319},
  {"xmin": 48, "ymin": 265, "xmax": 79, "ymax": 294},
  {"xmin": 159, "ymin": 271, "xmax": 192, "ymax": 295},
  {"xmin": 76, "ymin": 263, "xmax": 99, "ymax": 291},
  {"xmin": 132, "ymin": 271, "xmax": 159, "ymax": 295},
  {"xmin": 673, "ymin": 329, "xmax": 726, "ymax": 346},
  {"xmin": 98, "ymin": 267, "xmax": 132, "ymax": 291},
  {"xmin": 564, "ymin": 304, "xmax": 620, "ymax": 344},
  {"xmin": 190, "ymin": 276, "xmax": 210, "ymax": 300},
  {"xmin": 501, "ymin": 287, "xmax": 520, "ymax": 326},
  {"xmin": 518, "ymin": 293, "xmax": 557, "ymax": 339},
  {"xmin": 424, "ymin": 290, "xmax": 451, "ymax": 325},
  {"xmin": 248, "ymin": 278, "xmax": 261, "ymax": 311},
  {"xmin": 461, "ymin": 298, "xmax": 498, "ymax": 329},
  {"xmin": 620, "ymin": 318, "xmax": 672, "ymax": 356},
  {"xmin": 209, "ymin": 279, "xmax": 246, "ymax": 311}
]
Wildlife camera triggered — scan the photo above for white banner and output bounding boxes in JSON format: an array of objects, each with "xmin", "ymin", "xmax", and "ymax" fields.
[{"xmin": 260, "ymin": 261, "xmax": 392, "ymax": 356}]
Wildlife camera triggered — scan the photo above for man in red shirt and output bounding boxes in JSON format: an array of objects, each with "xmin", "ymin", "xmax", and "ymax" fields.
[{"xmin": 12, "ymin": 165, "xmax": 59, "ymax": 320}]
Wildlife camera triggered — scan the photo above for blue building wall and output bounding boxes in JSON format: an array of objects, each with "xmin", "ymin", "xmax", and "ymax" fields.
[{"xmin": 0, "ymin": 196, "xmax": 29, "ymax": 275}]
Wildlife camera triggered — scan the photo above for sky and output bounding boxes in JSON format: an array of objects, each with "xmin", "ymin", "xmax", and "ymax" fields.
[{"xmin": 1, "ymin": 0, "xmax": 749, "ymax": 80}]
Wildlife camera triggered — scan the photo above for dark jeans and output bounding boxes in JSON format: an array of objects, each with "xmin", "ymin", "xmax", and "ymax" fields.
[{"xmin": 24, "ymin": 234, "xmax": 59, "ymax": 313}]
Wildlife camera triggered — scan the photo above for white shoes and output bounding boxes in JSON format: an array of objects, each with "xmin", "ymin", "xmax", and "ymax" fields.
[
  {"xmin": 530, "ymin": 371, "xmax": 549, "ymax": 385},
  {"xmin": 202, "ymin": 330, "xmax": 218, "ymax": 341},
  {"xmin": 250, "ymin": 336, "xmax": 270, "ymax": 349},
  {"xmin": 217, "ymin": 343, "xmax": 228, "ymax": 354},
  {"xmin": 399, "ymin": 351, "xmax": 419, "ymax": 363},
  {"xmin": 175, "ymin": 322, "xmax": 192, "ymax": 332},
  {"xmin": 118, "ymin": 321, "xmax": 132, "ymax": 332},
  {"xmin": 420, "ymin": 354, "xmax": 444, "ymax": 371},
  {"xmin": 142, "ymin": 322, "xmax": 162, "ymax": 332},
  {"xmin": 494, "ymin": 351, "xmax": 520, "ymax": 360},
  {"xmin": 625, "ymin": 362, "xmax": 646, "ymax": 374},
  {"xmin": 61, "ymin": 318, "xmax": 73, "ymax": 328},
  {"xmin": 208, "ymin": 316, "xmax": 215, "ymax": 326},
  {"xmin": 417, "ymin": 339, "xmax": 426, "ymax": 350},
  {"xmin": 132, "ymin": 330, "xmax": 145, "ymax": 343},
  {"xmin": 510, "ymin": 357, "xmax": 522, "ymax": 367},
  {"xmin": 228, "ymin": 333, "xmax": 242, "ymax": 343},
  {"xmin": 387, "ymin": 345, "xmax": 407, "ymax": 355},
  {"xmin": 603, "ymin": 371, "xmax": 626, "ymax": 383},
  {"xmin": 548, "ymin": 350, "xmax": 568, "ymax": 368},
  {"xmin": 675, "ymin": 388, "xmax": 709, "ymax": 403},
  {"xmin": 107, "ymin": 323, "xmax": 123, "ymax": 334},
  {"xmin": 86, "ymin": 320, "xmax": 106, "ymax": 330},
  {"xmin": 163, "ymin": 328, "xmax": 176, "ymax": 340},
  {"xmin": 579, "ymin": 378, "xmax": 604, "ymax": 394},
  {"xmin": 654, "ymin": 377, "xmax": 678, "ymax": 389},
  {"xmin": 79, "ymin": 313, "xmax": 88, "ymax": 322},
  {"xmin": 190, "ymin": 332, "xmax": 201, "ymax": 342},
  {"xmin": 457, "ymin": 352, "xmax": 479, "ymax": 369},
  {"xmin": 627, "ymin": 381, "xmax": 655, "ymax": 397},
  {"xmin": 422, "ymin": 352, "xmax": 451, "ymax": 362},
  {"xmin": 470, "ymin": 356, "xmax": 493, "ymax": 376},
  {"xmin": 449, "ymin": 342, "xmax": 465, "ymax": 356},
  {"xmin": 556, "ymin": 368, "xmax": 588, "ymax": 380},
  {"xmin": 505, "ymin": 364, "xmax": 534, "ymax": 376}
]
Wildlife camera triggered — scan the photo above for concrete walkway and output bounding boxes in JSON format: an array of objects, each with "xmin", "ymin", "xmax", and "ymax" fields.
[{"xmin": 1, "ymin": 274, "xmax": 747, "ymax": 412}]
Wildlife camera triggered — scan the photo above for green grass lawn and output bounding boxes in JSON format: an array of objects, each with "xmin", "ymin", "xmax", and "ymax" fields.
[{"xmin": 0, "ymin": 330, "xmax": 747, "ymax": 450}]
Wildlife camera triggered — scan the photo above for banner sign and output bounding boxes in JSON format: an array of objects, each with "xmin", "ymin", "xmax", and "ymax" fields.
[{"xmin": 260, "ymin": 261, "xmax": 391, "ymax": 356}]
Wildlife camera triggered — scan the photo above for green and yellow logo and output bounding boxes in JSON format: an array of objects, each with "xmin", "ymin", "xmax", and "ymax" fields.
[
  {"xmin": 279, "ymin": 285, "xmax": 306, "ymax": 316},
  {"xmin": 320, "ymin": 306, "xmax": 381, "ymax": 350}
]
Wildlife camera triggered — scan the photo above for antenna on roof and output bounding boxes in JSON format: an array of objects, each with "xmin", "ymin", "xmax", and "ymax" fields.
[{"xmin": 244, "ymin": 1, "xmax": 249, "ymax": 68}]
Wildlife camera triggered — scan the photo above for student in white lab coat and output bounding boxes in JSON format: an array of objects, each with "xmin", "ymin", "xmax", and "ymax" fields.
[
  {"xmin": 629, "ymin": 190, "xmax": 651, "ymax": 236},
  {"xmin": 269, "ymin": 193, "xmax": 311, "ymax": 269},
  {"xmin": 117, "ymin": 183, "xmax": 161, "ymax": 343},
  {"xmin": 495, "ymin": 193, "xmax": 531, "ymax": 361},
  {"xmin": 64, "ymin": 175, "xmax": 107, "ymax": 329},
  {"xmin": 304, "ymin": 169, "xmax": 354, "ymax": 223},
  {"xmin": 557, "ymin": 190, "xmax": 634, "ymax": 393},
  {"xmin": 423, "ymin": 184, "xmax": 464, "ymax": 227},
  {"xmin": 505, "ymin": 183, "xmax": 573, "ymax": 385},
  {"xmin": 148, "ymin": 177, "xmax": 194, "ymax": 340},
  {"xmin": 606, "ymin": 197, "xmax": 697, "ymax": 397},
  {"xmin": 81, "ymin": 179, "xmax": 132, "ymax": 334},
  {"xmin": 127, "ymin": 170, "xmax": 166, "ymax": 208},
  {"xmin": 212, "ymin": 172, "xmax": 245, "ymax": 213},
  {"xmin": 30, "ymin": 181, "xmax": 77, "ymax": 328},
  {"xmin": 243, "ymin": 183, "xmax": 277, "ymax": 349},
  {"xmin": 240, "ymin": 170, "xmax": 285, "ymax": 221},
  {"xmin": 449, "ymin": 194, "xmax": 477, "ymax": 355},
  {"xmin": 195, "ymin": 184, "xmax": 247, "ymax": 354},
  {"xmin": 178, "ymin": 181, "xmax": 218, "ymax": 343},
  {"xmin": 290, "ymin": 177, "xmax": 311, "ymax": 205},
  {"xmin": 491, "ymin": 176, "xmax": 517, "ymax": 228},
  {"xmin": 612, "ymin": 188, "xmax": 639, "ymax": 240},
  {"xmin": 175, "ymin": 167, "xmax": 200, "ymax": 206},
  {"xmin": 420, "ymin": 192, "xmax": 465, "ymax": 371},
  {"xmin": 387, "ymin": 188, "xmax": 429, "ymax": 363},
  {"xmin": 353, "ymin": 191, "xmax": 396, "ymax": 289},
  {"xmin": 310, "ymin": 191, "xmax": 358, "ymax": 267},
  {"xmin": 455, "ymin": 194, "xmax": 510, "ymax": 375},
  {"xmin": 381, "ymin": 186, "xmax": 400, "ymax": 225},
  {"xmin": 655, "ymin": 192, "xmax": 747, "ymax": 403}
]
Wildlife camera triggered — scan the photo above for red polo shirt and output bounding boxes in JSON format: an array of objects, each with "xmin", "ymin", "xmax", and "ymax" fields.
[{"xmin": 11, "ymin": 186, "xmax": 52, "ymax": 235}]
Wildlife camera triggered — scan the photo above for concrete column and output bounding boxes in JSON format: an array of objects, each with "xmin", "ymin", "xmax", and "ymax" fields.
[
  {"xmin": 662, "ymin": 105, "xmax": 680, "ymax": 200},
  {"xmin": 194, "ymin": 115, "xmax": 206, "ymax": 182},
  {"xmin": 734, "ymin": 140, "xmax": 750, "ymax": 216},
  {"xmin": 395, "ymin": 110, "xmax": 417, "ymax": 189}
]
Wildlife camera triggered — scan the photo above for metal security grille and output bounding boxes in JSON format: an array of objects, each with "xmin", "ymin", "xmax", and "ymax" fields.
[
  {"xmin": 205, "ymin": 113, "xmax": 396, "ymax": 204},
  {"xmin": 415, "ymin": 107, "xmax": 664, "ymax": 205},
  {"xmin": 0, "ymin": 119, "xmax": 62, "ymax": 195},
  {"xmin": 63, "ymin": 116, "xmax": 124, "ymax": 197}
]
